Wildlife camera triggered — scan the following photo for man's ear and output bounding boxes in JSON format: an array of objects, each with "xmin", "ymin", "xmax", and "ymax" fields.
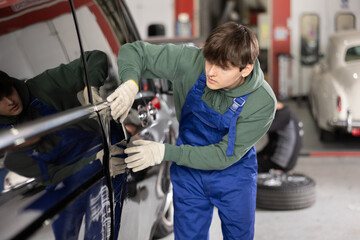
[{"xmin": 241, "ymin": 64, "xmax": 254, "ymax": 77}]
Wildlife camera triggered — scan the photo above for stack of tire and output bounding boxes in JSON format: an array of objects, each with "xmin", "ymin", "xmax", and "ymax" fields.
[{"xmin": 256, "ymin": 171, "xmax": 316, "ymax": 210}]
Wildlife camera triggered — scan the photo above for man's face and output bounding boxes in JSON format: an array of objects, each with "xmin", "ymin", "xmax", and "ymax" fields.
[
  {"xmin": 205, "ymin": 61, "xmax": 252, "ymax": 90},
  {"xmin": 0, "ymin": 87, "xmax": 23, "ymax": 116}
]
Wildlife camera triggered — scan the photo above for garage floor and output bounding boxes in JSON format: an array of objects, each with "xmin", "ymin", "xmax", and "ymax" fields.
[{"xmin": 160, "ymin": 99, "xmax": 360, "ymax": 240}]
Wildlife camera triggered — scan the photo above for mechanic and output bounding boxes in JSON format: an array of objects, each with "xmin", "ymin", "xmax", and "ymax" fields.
[
  {"xmin": 107, "ymin": 22, "xmax": 277, "ymax": 239},
  {"xmin": 257, "ymin": 101, "xmax": 303, "ymax": 173},
  {"xmin": 0, "ymin": 50, "xmax": 125, "ymax": 184}
]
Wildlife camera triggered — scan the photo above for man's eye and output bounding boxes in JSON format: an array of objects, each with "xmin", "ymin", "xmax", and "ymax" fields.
[{"xmin": 221, "ymin": 66, "xmax": 228, "ymax": 71}]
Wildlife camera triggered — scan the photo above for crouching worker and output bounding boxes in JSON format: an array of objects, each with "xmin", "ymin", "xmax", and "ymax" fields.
[
  {"xmin": 257, "ymin": 101, "xmax": 303, "ymax": 173},
  {"xmin": 107, "ymin": 22, "xmax": 277, "ymax": 239}
]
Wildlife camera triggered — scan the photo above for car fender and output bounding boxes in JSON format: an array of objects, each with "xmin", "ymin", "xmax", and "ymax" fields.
[{"xmin": 316, "ymin": 73, "xmax": 345, "ymax": 130}]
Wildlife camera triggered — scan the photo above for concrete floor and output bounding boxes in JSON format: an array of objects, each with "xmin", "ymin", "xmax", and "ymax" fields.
[{"xmin": 160, "ymin": 99, "xmax": 360, "ymax": 240}]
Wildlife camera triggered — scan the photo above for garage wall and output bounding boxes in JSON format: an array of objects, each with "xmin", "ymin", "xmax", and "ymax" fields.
[
  {"xmin": 289, "ymin": 0, "xmax": 360, "ymax": 97},
  {"xmin": 125, "ymin": 0, "xmax": 175, "ymax": 39},
  {"xmin": 271, "ymin": 0, "xmax": 290, "ymax": 98}
]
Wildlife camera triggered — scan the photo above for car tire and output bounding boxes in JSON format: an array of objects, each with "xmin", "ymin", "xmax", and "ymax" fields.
[
  {"xmin": 153, "ymin": 128, "xmax": 176, "ymax": 239},
  {"xmin": 153, "ymin": 186, "xmax": 173, "ymax": 239},
  {"xmin": 153, "ymin": 162, "xmax": 174, "ymax": 239},
  {"xmin": 256, "ymin": 172, "xmax": 316, "ymax": 210}
]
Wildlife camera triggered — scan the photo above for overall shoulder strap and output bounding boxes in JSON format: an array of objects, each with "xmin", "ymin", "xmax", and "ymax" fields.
[
  {"xmin": 226, "ymin": 93, "xmax": 250, "ymax": 156},
  {"xmin": 193, "ymin": 72, "xmax": 206, "ymax": 91}
]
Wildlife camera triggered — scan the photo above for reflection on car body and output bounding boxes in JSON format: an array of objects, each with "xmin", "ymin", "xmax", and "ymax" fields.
[
  {"xmin": 0, "ymin": 0, "xmax": 175, "ymax": 239},
  {"xmin": 309, "ymin": 30, "xmax": 360, "ymax": 140}
]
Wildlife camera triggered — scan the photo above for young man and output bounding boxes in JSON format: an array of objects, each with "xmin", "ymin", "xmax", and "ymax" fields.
[{"xmin": 107, "ymin": 22, "xmax": 277, "ymax": 239}]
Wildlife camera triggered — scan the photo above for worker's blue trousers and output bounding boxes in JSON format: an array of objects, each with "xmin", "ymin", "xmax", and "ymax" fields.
[{"xmin": 171, "ymin": 72, "xmax": 257, "ymax": 240}]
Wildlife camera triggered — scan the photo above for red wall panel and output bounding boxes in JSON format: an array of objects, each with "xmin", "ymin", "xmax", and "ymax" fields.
[{"xmin": 271, "ymin": 0, "xmax": 290, "ymax": 97}]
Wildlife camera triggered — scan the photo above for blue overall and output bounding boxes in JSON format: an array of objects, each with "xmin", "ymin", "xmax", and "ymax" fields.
[{"xmin": 171, "ymin": 72, "xmax": 258, "ymax": 240}]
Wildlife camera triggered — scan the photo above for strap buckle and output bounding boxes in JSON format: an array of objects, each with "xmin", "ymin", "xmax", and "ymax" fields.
[{"xmin": 229, "ymin": 97, "xmax": 246, "ymax": 112}]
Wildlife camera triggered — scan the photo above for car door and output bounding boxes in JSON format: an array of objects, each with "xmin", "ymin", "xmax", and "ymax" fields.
[
  {"xmin": 0, "ymin": 0, "xmax": 117, "ymax": 239},
  {"xmin": 0, "ymin": 0, "xmax": 175, "ymax": 239}
]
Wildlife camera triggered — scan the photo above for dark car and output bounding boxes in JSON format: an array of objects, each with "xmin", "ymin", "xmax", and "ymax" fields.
[{"xmin": 0, "ymin": 0, "xmax": 175, "ymax": 239}]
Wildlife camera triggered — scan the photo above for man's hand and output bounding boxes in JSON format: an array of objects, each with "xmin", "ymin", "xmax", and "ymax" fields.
[
  {"xmin": 96, "ymin": 144, "xmax": 127, "ymax": 177},
  {"xmin": 107, "ymin": 80, "xmax": 138, "ymax": 123},
  {"xmin": 109, "ymin": 144, "xmax": 127, "ymax": 176},
  {"xmin": 77, "ymin": 86, "xmax": 103, "ymax": 105},
  {"xmin": 124, "ymin": 140, "xmax": 164, "ymax": 172}
]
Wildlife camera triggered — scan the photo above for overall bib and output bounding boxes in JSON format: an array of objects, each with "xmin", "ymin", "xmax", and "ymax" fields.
[{"xmin": 171, "ymin": 73, "xmax": 257, "ymax": 240}]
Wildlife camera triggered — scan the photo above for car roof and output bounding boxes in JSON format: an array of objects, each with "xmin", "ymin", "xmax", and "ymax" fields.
[{"xmin": 329, "ymin": 30, "xmax": 360, "ymax": 46}]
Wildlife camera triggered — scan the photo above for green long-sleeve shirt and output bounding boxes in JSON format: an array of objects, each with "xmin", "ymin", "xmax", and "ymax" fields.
[{"xmin": 117, "ymin": 41, "xmax": 277, "ymax": 170}]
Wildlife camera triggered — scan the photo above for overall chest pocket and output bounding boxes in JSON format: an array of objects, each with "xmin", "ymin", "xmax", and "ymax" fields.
[{"xmin": 192, "ymin": 110, "xmax": 218, "ymax": 129}]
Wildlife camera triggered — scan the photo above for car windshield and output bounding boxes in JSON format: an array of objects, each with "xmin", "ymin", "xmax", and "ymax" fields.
[{"xmin": 345, "ymin": 46, "xmax": 360, "ymax": 62}]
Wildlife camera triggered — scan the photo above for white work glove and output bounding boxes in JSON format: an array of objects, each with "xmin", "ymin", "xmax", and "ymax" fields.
[
  {"xmin": 106, "ymin": 80, "xmax": 138, "ymax": 123},
  {"xmin": 77, "ymin": 86, "xmax": 103, "ymax": 105},
  {"xmin": 109, "ymin": 144, "xmax": 127, "ymax": 176},
  {"xmin": 124, "ymin": 140, "xmax": 165, "ymax": 172},
  {"xmin": 96, "ymin": 144, "xmax": 127, "ymax": 177}
]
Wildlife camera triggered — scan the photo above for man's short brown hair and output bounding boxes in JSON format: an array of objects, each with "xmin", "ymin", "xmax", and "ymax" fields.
[{"xmin": 203, "ymin": 22, "xmax": 259, "ymax": 71}]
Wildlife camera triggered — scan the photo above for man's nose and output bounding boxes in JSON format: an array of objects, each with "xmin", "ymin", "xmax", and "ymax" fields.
[
  {"xmin": 208, "ymin": 64, "xmax": 217, "ymax": 76},
  {"xmin": 4, "ymin": 97, "xmax": 14, "ymax": 105}
]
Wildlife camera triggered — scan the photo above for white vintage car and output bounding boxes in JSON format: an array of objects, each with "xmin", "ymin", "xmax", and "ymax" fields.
[{"xmin": 309, "ymin": 30, "xmax": 360, "ymax": 140}]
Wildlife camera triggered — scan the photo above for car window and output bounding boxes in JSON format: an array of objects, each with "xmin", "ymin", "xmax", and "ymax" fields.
[
  {"xmin": 0, "ymin": 0, "xmax": 86, "ymax": 104},
  {"xmin": 71, "ymin": 0, "xmax": 140, "ymax": 99},
  {"xmin": 345, "ymin": 46, "xmax": 360, "ymax": 62},
  {"xmin": 0, "ymin": 0, "xmax": 109, "ymax": 170}
]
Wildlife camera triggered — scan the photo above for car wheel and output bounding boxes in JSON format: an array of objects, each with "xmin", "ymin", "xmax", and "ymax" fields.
[
  {"xmin": 153, "ymin": 128, "xmax": 175, "ymax": 239},
  {"xmin": 153, "ymin": 162, "xmax": 174, "ymax": 239},
  {"xmin": 256, "ymin": 172, "xmax": 316, "ymax": 210}
]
